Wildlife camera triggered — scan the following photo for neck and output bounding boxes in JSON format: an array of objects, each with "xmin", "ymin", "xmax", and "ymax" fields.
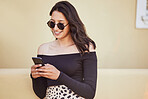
[{"xmin": 56, "ymin": 35, "xmax": 74, "ymax": 47}]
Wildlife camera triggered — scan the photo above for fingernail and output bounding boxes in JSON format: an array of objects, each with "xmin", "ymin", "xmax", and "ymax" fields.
[{"xmin": 39, "ymin": 64, "xmax": 42, "ymax": 66}]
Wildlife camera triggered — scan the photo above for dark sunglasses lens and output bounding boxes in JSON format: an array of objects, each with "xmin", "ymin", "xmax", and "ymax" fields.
[
  {"xmin": 48, "ymin": 21, "xmax": 55, "ymax": 28},
  {"xmin": 57, "ymin": 23, "xmax": 65, "ymax": 30}
]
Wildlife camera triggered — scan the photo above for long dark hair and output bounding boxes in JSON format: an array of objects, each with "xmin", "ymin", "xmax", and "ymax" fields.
[{"xmin": 50, "ymin": 1, "xmax": 96, "ymax": 54}]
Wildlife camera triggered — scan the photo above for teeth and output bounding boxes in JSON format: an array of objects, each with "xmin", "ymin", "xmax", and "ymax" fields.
[{"xmin": 54, "ymin": 31, "xmax": 62, "ymax": 34}]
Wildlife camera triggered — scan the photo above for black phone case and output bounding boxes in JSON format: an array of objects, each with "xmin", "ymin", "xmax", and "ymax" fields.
[{"xmin": 32, "ymin": 57, "xmax": 44, "ymax": 66}]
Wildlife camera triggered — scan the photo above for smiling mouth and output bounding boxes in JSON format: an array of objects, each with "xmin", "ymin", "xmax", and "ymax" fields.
[{"xmin": 54, "ymin": 31, "xmax": 62, "ymax": 35}]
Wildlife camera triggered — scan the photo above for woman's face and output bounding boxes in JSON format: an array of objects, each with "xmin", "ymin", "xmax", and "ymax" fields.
[{"xmin": 50, "ymin": 11, "xmax": 70, "ymax": 39}]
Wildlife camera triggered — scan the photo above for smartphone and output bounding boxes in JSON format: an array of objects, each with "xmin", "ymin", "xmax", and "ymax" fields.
[{"xmin": 32, "ymin": 57, "xmax": 44, "ymax": 66}]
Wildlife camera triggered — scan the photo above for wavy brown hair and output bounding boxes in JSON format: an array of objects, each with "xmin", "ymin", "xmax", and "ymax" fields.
[{"xmin": 50, "ymin": 1, "xmax": 96, "ymax": 54}]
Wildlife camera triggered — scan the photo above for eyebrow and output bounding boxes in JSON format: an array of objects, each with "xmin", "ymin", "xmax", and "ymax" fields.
[{"xmin": 50, "ymin": 19, "xmax": 65, "ymax": 22}]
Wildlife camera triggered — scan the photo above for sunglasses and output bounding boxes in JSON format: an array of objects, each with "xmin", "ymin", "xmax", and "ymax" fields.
[{"xmin": 47, "ymin": 21, "xmax": 69, "ymax": 30}]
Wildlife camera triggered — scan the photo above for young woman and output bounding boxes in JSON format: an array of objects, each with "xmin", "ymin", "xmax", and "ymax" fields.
[{"xmin": 31, "ymin": 1, "xmax": 97, "ymax": 99}]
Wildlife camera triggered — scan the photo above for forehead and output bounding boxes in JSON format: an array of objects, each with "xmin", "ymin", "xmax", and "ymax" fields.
[{"xmin": 51, "ymin": 11, "xmax": 67, "ymax": 22}]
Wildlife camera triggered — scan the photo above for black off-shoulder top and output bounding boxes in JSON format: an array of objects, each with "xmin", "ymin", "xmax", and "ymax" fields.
[{"xmin": 31, "ymin": 52, "xmax": 97, "ymax": 99}]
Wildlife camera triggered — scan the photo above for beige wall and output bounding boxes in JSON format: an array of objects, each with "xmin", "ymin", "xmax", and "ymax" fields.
[{"xmin": 0, "ymin": 0, "xmax": 148, "ymax": 68}]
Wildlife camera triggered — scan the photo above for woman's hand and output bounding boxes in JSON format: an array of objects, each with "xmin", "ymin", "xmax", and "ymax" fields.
[
  {"xmin": 36, "ymin": 64, "xmax": 60, "ymax": 80},
  {"xmin": 31, "ymin": 65, "xmax": 42, "ymax": 79}
]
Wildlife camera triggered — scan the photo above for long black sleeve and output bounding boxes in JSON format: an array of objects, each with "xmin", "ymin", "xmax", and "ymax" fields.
[
  {"xmin": 31, "ymin": 75, "xmax": 47, "ymax": 99},
  {"xmin": 56, "ymin": 52, "xmax": 97, "ymax": 99}
]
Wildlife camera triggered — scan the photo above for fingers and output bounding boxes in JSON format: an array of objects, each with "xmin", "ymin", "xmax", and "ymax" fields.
[
  {"xmin": 38, "ymin": 72, "xmax": 58, "ymax": 80},
  {"xmin": 39, "ymin": 72, "xmax": 51, "ymax": 77},
  {"xmin": 31, "ymin": 64, "xmax": 42, "ymax": 79},
  {"xmin": 37, "ymin": 66, "xmax": 52, "ymax": 73},
  {"xmin": 31, "ymin": 64, "xmax": 50, "ymax": 74},
  {"xmin": 31, "ymin": 63, "xmax": 60, "ymax": 80},
  {"xmin": 31, "ymin": 72, "xmax": 41, "ymax": 79},
  {"xmin": 31, "ymin": 64, "xmax": 42, "ymax": 69},
  {"xmin": 41, "ymin": 64, "xmax": 53, "ymax": 68},
  {"xmin": 38, "ymin": 64, "xmax": 54, "ymax": 71},
  {"xmin": 36, "ymin": 68, "xmax": 49, "ymax": 72}
]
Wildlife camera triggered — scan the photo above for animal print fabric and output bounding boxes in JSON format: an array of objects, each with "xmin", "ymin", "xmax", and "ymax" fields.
[{"xmin": 45, "ymin": 85, "xmax": 85, "ymax": 99}]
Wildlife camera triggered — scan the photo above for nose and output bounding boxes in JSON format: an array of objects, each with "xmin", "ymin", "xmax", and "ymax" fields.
[{"xmin": 53, "ymin": 23, "xmax": 58, "ymax": 31}]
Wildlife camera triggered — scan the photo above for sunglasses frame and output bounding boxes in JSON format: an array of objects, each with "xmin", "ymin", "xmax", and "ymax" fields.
[{"xmin": 47, "ymin": 20, "xmax": 69, "ymax": 30}]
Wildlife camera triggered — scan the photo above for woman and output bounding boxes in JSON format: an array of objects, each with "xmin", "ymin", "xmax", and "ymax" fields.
[{"xmin": 31, "ymin": 1, "xmax": 97, "ymax": 99}]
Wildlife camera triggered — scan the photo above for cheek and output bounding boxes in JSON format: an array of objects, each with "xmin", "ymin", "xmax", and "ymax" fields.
[
  {"xmin": 51, "ymin": 28, "xmax": 53, "ymax": 32},
  {"xmin": 63, "ymin": 26, "xmax": 70, "ymax": 34}
]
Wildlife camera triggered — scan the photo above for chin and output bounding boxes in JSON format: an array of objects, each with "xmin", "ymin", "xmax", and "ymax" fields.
[
  {"xmin": 53, "ymin": 31, "xmax": 70, "ymax": 40},
  {"xmin": 54, "ymin": 35, "xmax": 63, "ymax": 39}
]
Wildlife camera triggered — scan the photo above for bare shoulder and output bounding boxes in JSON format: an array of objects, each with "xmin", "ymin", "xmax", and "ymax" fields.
[
  {"xmin": 37, "ymin": 41, "xmax": 54, "ymax": 55},
  {"xmin": 89, "ymin": 42, "xmax": 96, "ymax": 52}
]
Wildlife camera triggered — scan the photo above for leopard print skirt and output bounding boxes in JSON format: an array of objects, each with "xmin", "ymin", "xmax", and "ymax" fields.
[{"xmin": 45, "ymin": 85, "xmax": 85, "ymax": 99}]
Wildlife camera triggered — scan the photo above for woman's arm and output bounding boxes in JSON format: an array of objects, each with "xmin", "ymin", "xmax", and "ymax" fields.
[
  {"xmin": 30, "ymin": 44, "xmax": 48, "ymax": 99},
  {"xmin": 31, "ymin": 75, "xmax": 47, "ymax": 99},
  {"xmin": 56, "ymin": 52, "xmax": 97, "ymax": 99}
]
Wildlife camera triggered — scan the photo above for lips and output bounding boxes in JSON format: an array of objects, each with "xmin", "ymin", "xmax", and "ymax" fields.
[{"xmin": 54, "ymin": 31, "xmax": 62, "ymax": 36}]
